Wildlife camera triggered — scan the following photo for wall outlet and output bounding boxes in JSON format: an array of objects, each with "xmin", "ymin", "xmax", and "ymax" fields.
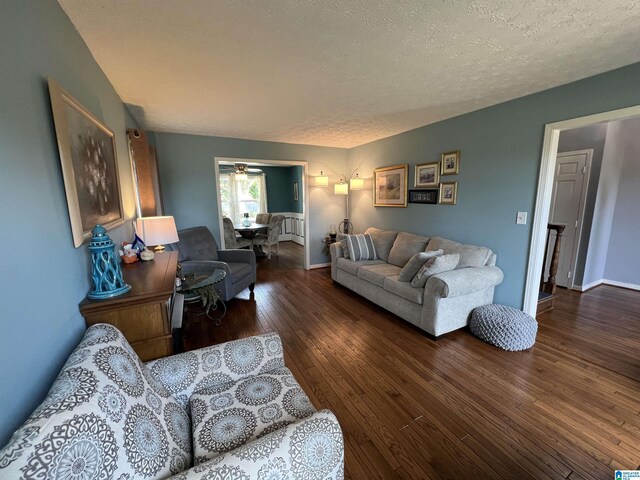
[{"xmin": 516, "ymin": 212, "xmax": 527, "ymax": 225}]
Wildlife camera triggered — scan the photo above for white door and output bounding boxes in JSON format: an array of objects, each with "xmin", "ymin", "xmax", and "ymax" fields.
[{"xmin": 545, "ymin": 150, "xmax": 592, "ymax": 288}]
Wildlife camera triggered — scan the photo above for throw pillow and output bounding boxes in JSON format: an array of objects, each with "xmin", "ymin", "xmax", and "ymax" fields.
[
  {"xmin": 411, "ymin": 253, "xmax": 460, "ymax": 288},
  {"xmin": 341, "ymin": 234, "xmax": 377, "ymax": 261},
  {"xmin": 190, "ymin": 370, "xmax": 316, "ymax": 465},
  {"xmin": 398, "ymin": 249, "xmax": 444, "ymax": 282}
]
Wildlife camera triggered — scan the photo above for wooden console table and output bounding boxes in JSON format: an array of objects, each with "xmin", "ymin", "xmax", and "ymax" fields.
[{"xmin": 79, "ymin": 251, "xmax": 180, "ymax": 361}]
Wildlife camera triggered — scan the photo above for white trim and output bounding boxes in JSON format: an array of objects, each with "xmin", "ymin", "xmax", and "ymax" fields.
[
  {"xmin": 572, "ymin": 279, "xmax": 603, "ymax": 292},
  {"xmin": 603, "ymin": 279, "xmax": 640, "ymax": 292},
  {"xmin": 214, "ymin": 157, "xmax": 311, "ymax": 270},
  {"xmin": 523, "ymin": 105, "xmax": 640, "ymax": 318},
  {"xmin": 308, "ymin": 262, "xmax": 331, "ymax": 269}
]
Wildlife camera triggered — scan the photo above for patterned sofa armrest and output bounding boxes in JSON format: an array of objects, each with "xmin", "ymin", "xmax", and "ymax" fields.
[
  {"xmin": 166, "ymin": 410, "xmax": 344, "ymax": 480},
  {"xmin": 145, "ymin": 333, "xmax": 285, "ymax": 409}
]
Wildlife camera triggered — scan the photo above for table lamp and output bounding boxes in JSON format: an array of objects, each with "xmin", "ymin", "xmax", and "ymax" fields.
[{"xmin": 135, "ymin": 216, "xmax": 179, "ymax": 252}]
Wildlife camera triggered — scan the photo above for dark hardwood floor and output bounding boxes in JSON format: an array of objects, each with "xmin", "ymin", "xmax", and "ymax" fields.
[{"xmin": 184, "ymin": 254, "xmax": 640, "ymax": 479}]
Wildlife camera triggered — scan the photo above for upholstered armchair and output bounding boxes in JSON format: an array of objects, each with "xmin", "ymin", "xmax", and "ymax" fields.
[
  {"xmin": 168, "ymin": 226, "xmax": 256, "ymax": 301},
  {"xmin": 255, "ymin": 212, "xmax": 272, "ymax": 225},
  {"xmin": 253, "ymin": 215, "xmax": 284, "ymax": 259},
  {"xmin": 222, "ymin": 217, "xmax": 252, "ymax": 249}
]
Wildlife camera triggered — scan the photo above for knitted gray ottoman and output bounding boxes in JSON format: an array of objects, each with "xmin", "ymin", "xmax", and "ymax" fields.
[{"xmin": 470, "ymin": 304, "xmax": 537, "ymax": 351}]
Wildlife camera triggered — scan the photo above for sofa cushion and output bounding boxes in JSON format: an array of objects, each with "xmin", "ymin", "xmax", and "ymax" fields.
[
  {"xmin": 341, "ymin": 233, "xmax": 377, "ymax": 261},
  {"xmin": 190, "ymin": 368, "xmax": 316, "ymax": 464},
  {"xmin": 336, "ymin": 257, "xmax": 384, "ymax": 276},
  {"xmin": 411, "ymin": 253, "xmax": 460, "ymax": 287},
  {"xmin": 0, "ymin": 324, "xmax": 192, "ymax": 479},
  {"xmin": 426, "ymin": 236, "xmax": 492, "ymax": 268},
  {"xmin": 227, "ymin": 262, "xmax": 252, "ymax": 283},
  {"xmin": 388, "ymin": 232, "xmax": 431, "ymax": 267},
  {"xmin": 358, "ymin": 263, "xmax": 403, "ymax": 287},
  {"xmin": 398, "ymin": 249, "xmax": 444, "ymax": 281},
  {"xmin": 383, "ymin": 276, "xmax": 424, "ymax": 305},
  {"xmin": 364, "ymin": 227, "xmax": 399, "ymax": 262}
]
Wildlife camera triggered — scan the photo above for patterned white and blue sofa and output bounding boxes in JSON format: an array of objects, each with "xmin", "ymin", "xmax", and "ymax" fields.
[{"xmin": 0, "ymin": 324, "xmax": 344, "ymax": 479}]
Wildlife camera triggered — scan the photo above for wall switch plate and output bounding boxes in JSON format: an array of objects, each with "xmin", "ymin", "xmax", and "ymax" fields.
[{"xmin": 516, "ymin": 212, "xmax": 527, "ymax": 225}]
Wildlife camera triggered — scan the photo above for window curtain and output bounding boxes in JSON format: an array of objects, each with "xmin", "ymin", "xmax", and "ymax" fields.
[
  {"xmin": 223, "ymin": 173, "xmax": 240, "ymax": 224},
  {"xmin": 259, "ymin": 174, "xmax": 268, "ymax": 214}
]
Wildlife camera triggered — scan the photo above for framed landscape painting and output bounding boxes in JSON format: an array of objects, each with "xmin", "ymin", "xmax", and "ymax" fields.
[
  {"xmin": 374, "ymin": 164, "xmax": 408, "ymax": 207},
  {"xmin": 49, "ymin": 78, "xmax": 124, "ymax": 247},
  {"xmin": 415, "ymin": 162, "xmax": 439, "ymax": 188}
]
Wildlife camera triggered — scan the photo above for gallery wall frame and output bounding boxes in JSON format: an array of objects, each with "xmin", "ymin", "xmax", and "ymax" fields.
[{"xmin": 373, "ymin": 164, "xmax": 408, "ymax": 207}]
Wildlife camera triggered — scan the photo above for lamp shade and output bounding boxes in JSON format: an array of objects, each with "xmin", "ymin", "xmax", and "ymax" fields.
[
  {"xmin": 334, "ymin": 181, "xmax": 348, "ymax": 195},
  {"xmin": 314, "ymin": 173, "xmax": 329, "ymax": 187},
  {"xmin": 350, "ymin": 177, "xmax": 365, "ymax": 190},
  {"xmin": 136, "ymin": 216, "xmax": 179, "ymax": 246}
]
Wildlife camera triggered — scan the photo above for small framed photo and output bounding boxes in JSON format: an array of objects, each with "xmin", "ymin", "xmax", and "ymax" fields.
[
  {"xmin": 408, "ymin": 189, "xmax": 438, "ymax": 204},
  {"xmin": 374, "ymin": 164, "xmax": 408, "ymax": 207},
  {"xmin": 414, "ymin": 162, "xmax": 439, "ymax": 188},
  {"xmin": 441, "ymin": 150, "xmax": 460, "ymax": 175},
  {"xmin": 439, "ymin": 182, "xmax": 458, "ymax": 205}
]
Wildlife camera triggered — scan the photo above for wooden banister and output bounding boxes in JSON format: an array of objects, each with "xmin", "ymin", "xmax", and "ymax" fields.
[{"xmin": 540, "ymin": 223, "xmax": 565, "ymax": 295}]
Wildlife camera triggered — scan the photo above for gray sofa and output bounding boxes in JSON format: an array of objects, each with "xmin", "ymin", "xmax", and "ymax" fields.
[
  {"xmin": 330, "ymin": 227, "xmax": 504, "ymax": 337},
  {"xmin": 169, "ymin": 226, "xmax": 256, "ymax": 302}
]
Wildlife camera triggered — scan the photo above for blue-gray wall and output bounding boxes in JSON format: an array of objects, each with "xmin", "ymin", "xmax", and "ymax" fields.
[
  {"xmin": 150, "ymin": 132, "xmax": 348, "ymax": 265},
  {"xmin": 348, "ymin": 62, "xmax": 640, "ymax": 308},
  {"xmin": 0, "ymin": 1, "xmax": 138, "ymax": 447},
  {"xmin": 260, "ymin": 166, "xmax": 303, "ymax": 213}
]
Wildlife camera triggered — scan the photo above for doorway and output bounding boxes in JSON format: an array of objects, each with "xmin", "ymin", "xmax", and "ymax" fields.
[
  {"xmin": 544, "ymin": 149, "xmax": 592, "ymax": 289},
  {"xmin": 214, "ymin": 157, "xmax": 310, "ymax": 270},
  {"xmin": 523, "ymin": 105, "xmax": 640, "ymax": 317}
]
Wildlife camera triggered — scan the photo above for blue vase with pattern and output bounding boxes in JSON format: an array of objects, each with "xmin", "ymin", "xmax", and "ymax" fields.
[{"xmin": 87, "ymin": 225, "xmax": 131, "ymax": 300}]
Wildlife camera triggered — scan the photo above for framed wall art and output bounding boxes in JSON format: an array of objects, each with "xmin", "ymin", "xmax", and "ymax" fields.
[
  {"xmin": 441, "ymin": 150, "xmax": 460, "ymax": 175},
  {"xmin": 439, "ymin": 182, "xmax": 458, "ymax": 205},
  {"xmin": 408, "ymin": 189, "xmax": 438, "ymax": 204},
  {"xmin": 373, "ymin": 164, "xmax": 408, "ymax": 207},
  {"xmin": 49, "ymin": 78, "xmax": 125, "ymax": 247},
  {"xmin": 414, "ymin": 162, "xmax": 439, "ymax": 188}
]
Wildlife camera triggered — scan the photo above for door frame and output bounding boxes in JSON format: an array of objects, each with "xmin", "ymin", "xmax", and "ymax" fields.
[
  {"xmin": 547, "ymin": 149, "xmax": 592, "ymax": 289},
  {"xmin": 214, "ymin": 156, "xmax": 311, "ymax": 270},
  {"xmin": 523, "ymin": 104, "xmax": 640, "ymax": 317}
]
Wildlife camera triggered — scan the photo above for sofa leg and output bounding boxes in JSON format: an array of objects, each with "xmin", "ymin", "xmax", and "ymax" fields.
[{"xmin": 249, "ymin": 283, "xmax": 255, "ymax": 292}]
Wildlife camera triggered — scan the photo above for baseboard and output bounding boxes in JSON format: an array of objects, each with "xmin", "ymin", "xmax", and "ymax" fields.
[
  {"xmin": 603, "ymin": 279, "xmax": 640, "ymax": 292},
  {"xmin": 573, "ymin": 279, "xmax": 603, "ymax": 292},
  {"xmin": 573, "ymin": 278, "xmax": 640, "ymax": 292},
  {"xmin": 308, "ymin": 262, "xmax": 330, "ymax": 270}
]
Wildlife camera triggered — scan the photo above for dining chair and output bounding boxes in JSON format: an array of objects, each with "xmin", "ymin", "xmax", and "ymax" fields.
[
  {"xmin": 222, "ymin": 217, "xmax": 252, "ymax": 249},
  {"xmin": 253, "ymin": 215, "xmax": 284, "ymax": 259},
  {"xmin": 255, "ymin": 212, "xmax": 272, "ymax": 225}
]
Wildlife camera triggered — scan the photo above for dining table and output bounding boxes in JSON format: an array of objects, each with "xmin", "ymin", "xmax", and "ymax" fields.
[{"xmin": 233, "ymin": 223, "xmax": 269, "ymax": 239}]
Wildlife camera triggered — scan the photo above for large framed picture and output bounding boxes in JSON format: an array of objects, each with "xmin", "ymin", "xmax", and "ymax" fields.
[
  {"xmin": 374, "ymin": 164, "xmax": 408, "ymax": 207},
  {"xmin": 414, "ymin": 162, "xmax": 439, "ymax": 188},
  {"xmin": 49, "ymin": 78, "xmax": 125, "ymax": 247},
  {"xmin": 441, "ymin": 150, "xmax": 460, "ymax": 175},
  {"xmin": 439, "ymin": 182, "xmax": 458, "ymax": 205}
]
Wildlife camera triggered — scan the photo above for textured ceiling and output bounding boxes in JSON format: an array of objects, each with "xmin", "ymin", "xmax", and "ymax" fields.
[{"xmin": 59, "ymin": 0, "xmax": 640, "ymax": 148}]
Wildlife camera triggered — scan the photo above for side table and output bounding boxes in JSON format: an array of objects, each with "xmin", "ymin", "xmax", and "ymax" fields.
[{"xmin": 179, "ymin": 268, "xmax": 227, "ymax": 325}]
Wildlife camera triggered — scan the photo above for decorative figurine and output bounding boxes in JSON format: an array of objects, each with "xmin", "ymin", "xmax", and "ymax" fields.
[
  {"xmin": 140, "ymin": 248, "xmax": 155, "ymax": 261},
  {"xmin": 87, "ymin": 225, "xmax": 131, "ymax": 300}
]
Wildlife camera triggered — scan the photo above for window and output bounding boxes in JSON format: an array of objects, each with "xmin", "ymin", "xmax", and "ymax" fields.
[{"xmin": 220, "ymin": 173, "xmax": 267, "ymax": 224}]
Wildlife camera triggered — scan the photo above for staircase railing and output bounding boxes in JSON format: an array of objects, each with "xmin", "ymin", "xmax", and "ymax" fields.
[{"xmin": 540, "ymin": 223, "xmax": 565, "ymax": 295}]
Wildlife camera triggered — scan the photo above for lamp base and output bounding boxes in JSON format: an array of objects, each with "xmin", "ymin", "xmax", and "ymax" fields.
[{"xmin": 154, "ymin": 245, "xmax": 166, "ymax": 252}]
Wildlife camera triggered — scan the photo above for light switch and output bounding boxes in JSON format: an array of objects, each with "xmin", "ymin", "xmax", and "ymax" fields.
[{"xmin": 516, "ymin": 212, "xmax": 527, "ymax": 225}]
